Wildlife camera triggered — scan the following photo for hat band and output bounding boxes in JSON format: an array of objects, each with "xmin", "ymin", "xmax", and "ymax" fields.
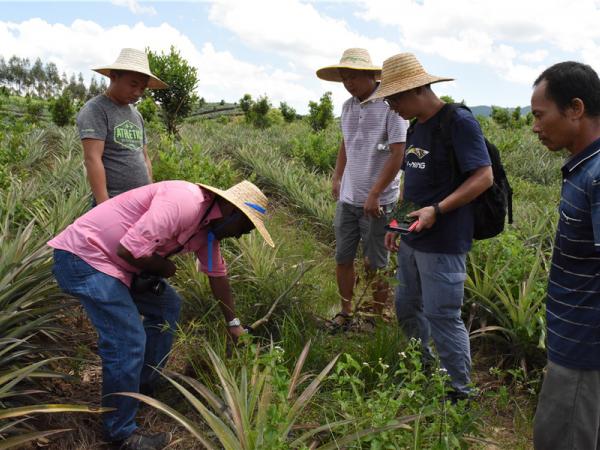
[{"xmin": 245, "ymin": 202, "xmax": 266, "ymax": 214}]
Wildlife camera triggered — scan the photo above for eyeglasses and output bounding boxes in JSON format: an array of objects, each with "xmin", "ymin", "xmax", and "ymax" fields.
[{"xmin": 383, "ymin": 93, "xmax": 403, "ymax": 107}]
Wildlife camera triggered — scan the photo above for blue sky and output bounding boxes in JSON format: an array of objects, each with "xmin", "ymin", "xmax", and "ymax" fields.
[{"xmin": 1, "ymin": 0, "xmax": 599, "ymax": 114}]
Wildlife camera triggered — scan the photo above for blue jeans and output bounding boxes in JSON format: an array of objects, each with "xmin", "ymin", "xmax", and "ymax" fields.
[
  {"xmin": 394, "ymin": 243, "xmax": 471, "ymax": 394},
  {"xmin": 52, "ymin": 249, "xmax": 182, "ymax": 441}
]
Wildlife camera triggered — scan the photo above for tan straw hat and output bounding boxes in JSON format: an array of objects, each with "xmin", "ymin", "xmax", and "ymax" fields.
[
  {"xmin": 197, "ymin": 180, "xmax": 274, "ymax": 247},
  {"xmin": 316, "ymin": 48, "xmax": 381, "ymax": 82},
  {"xmin": 93, "ymin": 48, "xmax": 168, "ymax": 89},
  {"xmin": 365, "ymin": 53, "xmax": 453, "ymax": 102}
]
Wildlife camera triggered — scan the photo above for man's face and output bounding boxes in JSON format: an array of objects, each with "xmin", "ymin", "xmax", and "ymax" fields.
[
  {"xmin": 212, "ymin": 210, "xmax": 255, "ymax": 241},
  {"xmin": 531, "ymin": 80, "xmax": 575, "ymax": 152},
  {"xmin": 109, "ymin": 71, "xmax": 150, "ymax": 105},
  {"xmin": 384, "ymin": 88, "xmax": 418, "ymax": 119},
  {"xmin": 339, "ymin": 69, "xmax": 375, "ymax": 100}
]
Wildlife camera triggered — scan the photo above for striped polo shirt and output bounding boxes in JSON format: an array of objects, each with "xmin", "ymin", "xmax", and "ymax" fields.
[
  {"xmin": 339, "ymin": 94, "xmax": 408, "ymax": 206},
  {"xmin": 547, "ymin": 137, "xmax": 600, "ymax": 369}
]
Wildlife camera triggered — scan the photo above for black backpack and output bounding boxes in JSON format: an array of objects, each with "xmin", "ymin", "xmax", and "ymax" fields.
[{"xmin": 409, "ymin": 103, "xmax": 513, "ymax": 240}]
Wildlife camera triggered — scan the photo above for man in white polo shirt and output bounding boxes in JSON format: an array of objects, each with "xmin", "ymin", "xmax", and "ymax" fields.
[{"xmin": 317, "ymin": 48, "xmax": 408, "ymax": 331}]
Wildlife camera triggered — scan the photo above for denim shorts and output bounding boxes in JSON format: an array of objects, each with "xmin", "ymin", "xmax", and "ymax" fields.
[{"xmin": 334, "ymin": 201, "xmax": 392, "ymax": 270}]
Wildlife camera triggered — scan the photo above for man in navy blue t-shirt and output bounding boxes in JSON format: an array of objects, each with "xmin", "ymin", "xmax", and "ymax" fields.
[
  {"xmin": 531, "ymin": 62, "xmax": 600, "ymax": 450},
  {"xmin": 365, "ymin": 53, "xmax": 493, "ymax": 399}
]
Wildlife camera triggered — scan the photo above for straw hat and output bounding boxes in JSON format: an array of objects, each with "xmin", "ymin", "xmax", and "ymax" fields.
[
  {"xmin": 316, "ymin": 48, "xmax": 381, "ymax": 82},
  {"xmin": 93, "ymin": 48, "xmax": 168, "ymax": 89},
  {"xmin": 364, "ymin": 53, "xmax": 453, "ymax": 102},
  {"xmin": 197, "ymin": 180, "xmax": 274, "ymax": 247}
]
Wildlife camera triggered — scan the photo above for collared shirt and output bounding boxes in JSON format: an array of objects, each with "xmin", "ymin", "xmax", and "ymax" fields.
[
  {"xmin": 48, "ymin": 181, "xmax": 227, "ymax": 287},
  {"xmin": 547, "ymin": 137, "xmax": 600, "ymax": 369},
  {"xmin": 339, "ymin": 94, "xmax": 408, "ymax": 206}
]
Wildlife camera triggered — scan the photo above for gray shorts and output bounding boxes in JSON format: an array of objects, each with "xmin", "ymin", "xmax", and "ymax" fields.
[
  {"xmin": 534, "ymin": 361, "xmax": 600, "ymax": 449},
  {"xmin": 334, "ymin": 201, "xmax": 392, "ymax": 270}
]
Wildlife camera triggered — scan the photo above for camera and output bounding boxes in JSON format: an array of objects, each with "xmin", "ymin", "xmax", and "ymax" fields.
[{"xmin": 131, "ymin": 273, "xmax": 166, "ymax": 296}]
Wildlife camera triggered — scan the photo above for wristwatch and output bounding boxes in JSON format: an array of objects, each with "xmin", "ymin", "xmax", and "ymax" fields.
[
  {"xmin": 432, "ymin": 202, "xmax": 442, "ymax": 218},
  {"xmin": 227, "ymin": 318, "xmax": 241, "ymax": 328}
]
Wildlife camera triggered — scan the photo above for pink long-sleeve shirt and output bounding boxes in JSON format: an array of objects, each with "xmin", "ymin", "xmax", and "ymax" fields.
[{"xmin": 48, "ymin": 180, "xmax": 227, "ymax": 287}]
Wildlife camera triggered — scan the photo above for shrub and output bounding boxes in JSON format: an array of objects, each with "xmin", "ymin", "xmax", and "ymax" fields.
[
  {"xmin": 279, "ymin": 101, "xmax": 296, "ymax": 123},
  {"xmin": 147, "ymin": 46, "xmax": 199, "ymax": 135},
  {"xmin": 308, "ymin": 91, "xmax": 334, "ymax": 132},
  {"xmin": 49, "ymin": 91, "xmax": 75, "ymax": 127},
  {"xmin": 137, "ymin": 95, "xmax": 158, "ymax": 123}
]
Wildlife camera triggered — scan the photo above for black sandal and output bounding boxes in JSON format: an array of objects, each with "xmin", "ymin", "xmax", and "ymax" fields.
[{"xmin": 328, "ymin": 312, "xmax": 353, "ymax": 334}]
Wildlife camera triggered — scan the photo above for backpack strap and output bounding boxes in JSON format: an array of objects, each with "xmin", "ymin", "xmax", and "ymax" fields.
[{"xmin": 435, "ymin": 102, "xmax": 466, "ymax": 186}]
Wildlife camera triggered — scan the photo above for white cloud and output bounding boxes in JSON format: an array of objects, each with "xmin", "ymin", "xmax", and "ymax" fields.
[
  {"xmin": 0, "ymin": 18, "xmax": 318, "ymax": 112},
  {"xmin": 110, "ymin": 0, "xmax": 157, "ymax": 16},
  {"xmin": 354, "ymin": 0, "xmax": 600, "ymax": 83},
  {"xmin": 207, "ymin": 0, "xmax": 401, "ymax": 71}
]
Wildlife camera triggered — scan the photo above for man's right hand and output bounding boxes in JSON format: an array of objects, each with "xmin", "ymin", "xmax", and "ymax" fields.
[
  {"xmin": 227, "ymin": 325, "xmax": 247, "ymax": 343},
  {"xmin": 385, "ymin": 231, "xmax": 400, "ymax": 252},
  {"xmin": 332, "ymin": 177, "xmax": 341, "ymax": 200}
]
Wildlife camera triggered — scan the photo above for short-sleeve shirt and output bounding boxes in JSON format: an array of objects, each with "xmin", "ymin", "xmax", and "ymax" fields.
[
  {"xmin": 47, "ymin": 181, "xmax": 227, "ymax": 287},
  {"xmin": 401, "ymin": 105, "xmax": 491, "ymax": 254},
  {"xmin": 339, "ymin": 94, "xmax": 408, "ymax": 206},
  {"xmin": 76, "ymin": 95, "xmax": 150, "ymax": 198},
  {"xmin": 547, "ymin": 137, "xmax": 600, "ymax": 369}
]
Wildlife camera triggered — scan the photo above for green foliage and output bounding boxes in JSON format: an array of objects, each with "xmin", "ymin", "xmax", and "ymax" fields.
[
  {"xmin": 440, "ymin": 95, "xmax": 455, "ymax": 103},
  {"xmin": 490, "ymin": 106, "xmax": 531, "ymax": 129},
  {"xmin": 330, "ymin": 341, "xmax": 481, "ymax": 448},
  {"xmin": 308, "ymin": 91, "xmax": 334, "ymax": 132},
  {"xmin": 137, "ymin": 95, "xmax": 158, "ymax": 123},
  {"xmin": 239, "ymin": 94, "xmax": 273, "ymax": 129},
  {"xmin": 151, "ymin": 135, "xmax": 237, "ymax": 188},
  {"xmin": 279, "ymin": 101, "xmax": 296, "ymax": 123},
  {"xmin": 289, "ymin": 130, "xmax": 338, "ymax": 173},
  {"xmin": 49, "ymin": 91, "xmax": 75, "ymax": 127},
  {"xmin": 147, "ymin": 46, "xmax": 199, "ymax": 135},
  {"xmin": 23, "ymin": 97, "xmax": 46, "ymax": 125}
]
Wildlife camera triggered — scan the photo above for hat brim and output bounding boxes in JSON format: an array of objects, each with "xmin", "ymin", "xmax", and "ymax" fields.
[
  {"xmin": 196, "ymin": 183, "xmax": 274, "ymax": 247},
  {"xmin": 316, "ymin": 65, "xmax": 382, "ymax": 82},
  {"xmin": 93, "ymin": 66, "xmax": 168, "ymax": 89},
  {"xmin": 364, "ymin": 74, "xmax": 453, "ymax": 102}
]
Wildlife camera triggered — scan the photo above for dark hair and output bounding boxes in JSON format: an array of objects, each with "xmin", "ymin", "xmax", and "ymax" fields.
[{"xmin": 534, "ymin": 61, "xmax": 600, "ymax": 117}]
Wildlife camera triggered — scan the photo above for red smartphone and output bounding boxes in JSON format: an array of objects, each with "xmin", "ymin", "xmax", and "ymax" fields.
[{"xmin": 385, "ymin": 219, "xmax": 419, "ymax": 234}]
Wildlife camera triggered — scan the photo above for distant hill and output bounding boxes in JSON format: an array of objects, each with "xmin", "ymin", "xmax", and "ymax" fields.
[{"xmin": 469, "ymin": 105, "xmax": 531, "ymax": 117}]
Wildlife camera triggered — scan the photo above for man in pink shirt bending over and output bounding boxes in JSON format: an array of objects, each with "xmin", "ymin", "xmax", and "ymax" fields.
[{"xmin": 48, "ymin": 179, "xmax": 273, "ymax": 450}]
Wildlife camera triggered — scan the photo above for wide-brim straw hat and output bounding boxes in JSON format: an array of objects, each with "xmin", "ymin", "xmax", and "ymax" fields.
[
  {"xmin": 316, "ymin": 48, "xmax": 381, "ymax": 82},
  {"xmin": 364, "ymin": 53, "xmax": 453, "ymax": 102},
  {"xmin": 93, "ymin": 48, "xmax": 168, "ymax": 89},
  {"xmin": 197, "ymin": 180, "xmax": 274, "ymax": 247}
]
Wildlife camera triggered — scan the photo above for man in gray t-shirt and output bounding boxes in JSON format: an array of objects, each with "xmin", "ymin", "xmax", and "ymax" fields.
[{"xmin": 77, "ymin": 48, "xmax": 167, "ymax": 204}]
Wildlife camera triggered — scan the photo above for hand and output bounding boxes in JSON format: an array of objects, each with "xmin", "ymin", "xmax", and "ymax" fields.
[
  {"xmin": 364, "ymin": 192, "xmax": 381, "ymax": 217},
  {"xmin": 385, "ymin": 231, "xmax": 400, "ymax": 251},
  {"xmin": 227, "ymin": 325, "xmax": 247, "ymax": 343},
  {"xmin": 408, "ymin": 206, "xmax": 436, "ymax": 231},
  {"xmin": 161, "ymin": 259, "xmax": 177, "ymax": 278},
  {"xmin": 332, "ymin": 177, "xmax": 341, "ymax": 200}
]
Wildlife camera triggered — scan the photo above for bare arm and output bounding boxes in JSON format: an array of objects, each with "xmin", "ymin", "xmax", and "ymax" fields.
[
  {"xmin": 82, "ymin": 138, "xmax": 110, "ymax": 204},
  {"xmin": 143, "ymin": 144, "xmax": 153, "ymax": 182},
  {"xmin": 116, "ymin": 244, "xmax": 176, "ymax": 278},
  {"xmin": 209, "ymin": 275, "xmax": 245, "ymax": 339},
  {"xmin": 332, "ymin": 140, "xmax": 346, "ymax": 200},
  {"xmin": 364, "ymin": 142, "xmax": 406, "ymax": 217},
  {"xmin": 410, "ymin": 165, "xmax": 494, "ymax": 232}
]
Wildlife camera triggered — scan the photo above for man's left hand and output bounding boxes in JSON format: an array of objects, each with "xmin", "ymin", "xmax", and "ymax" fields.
[
  {"xmin": 364, "ymin": 193, "xmax": 381, "ymax": 217},
  {"xmin": 408, "ymin": 206, "xmax": 436, "ymax": 231}
]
